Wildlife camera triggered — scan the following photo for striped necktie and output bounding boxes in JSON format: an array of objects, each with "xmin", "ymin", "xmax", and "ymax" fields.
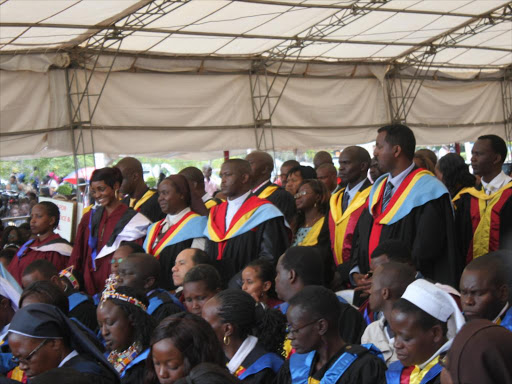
[{"xmin": 382, "ymin": 182, "xmax": 394, "ymax": 211}]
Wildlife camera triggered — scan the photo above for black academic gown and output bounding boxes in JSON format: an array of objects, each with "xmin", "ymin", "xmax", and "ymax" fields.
[
  {"xmin": 147, "ymin": 289, "xmax": 184, "ymax": 324},
  {"xmin": 122, "ymin": 190, "xmax": 165, "ymax": 223},
  {"xmin": 156, "ymin": 240, "xmax": 194, "ymax": 290},
  {"xmin": 350, "ymin": 169, "xmax": 458, "ymax": 287},
  {"xmin": 253, "ymin": 182, "xmax": 297, "ymax": 224},
  {"xmin": 62, "ymin": 354, "xmax": 119, "ymax": 384},
  {"xmin": 68, "ymin": 291, "xmax": 98, "ymax": 332},
  {"xmin": 454, "ymin": 186, "xmax": 512, "ymax": 267},
  {"xmin": 274, "ymin": 344, "xmax": 386, "ymax": 384},
  {"xmin": 205, "ymin": 215, "xmax": 290, "ymax": 284},
  {"xmin": 235, "ymin": 343, "xmax": 283, "ymax": 384}
]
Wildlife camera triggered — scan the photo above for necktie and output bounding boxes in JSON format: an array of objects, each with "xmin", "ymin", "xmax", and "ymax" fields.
[
  {"xmin": 342, "ymin": 190, "xmax": 350, "ymax": 212},
  {"xmin": 382, "ymin": 182, "xmax": 394, "ymax": 211}
]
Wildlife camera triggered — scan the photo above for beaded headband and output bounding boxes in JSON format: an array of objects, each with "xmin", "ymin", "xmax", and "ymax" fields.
[
  {"xmin": 100, "ymin": 278, "xmax": 147, "ymax": 312},
  {"xmin": 59, "ymin": 266, "xmax": 79, "ymax": 290}
]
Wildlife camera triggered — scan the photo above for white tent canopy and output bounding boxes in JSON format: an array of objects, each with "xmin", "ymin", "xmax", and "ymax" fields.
[{"xmin": 0, "ymin": 0, "xmax": 511, "ymax": 159}]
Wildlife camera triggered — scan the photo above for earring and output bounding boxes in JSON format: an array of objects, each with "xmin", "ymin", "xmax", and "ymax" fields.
[{"xmin": 223, "ymin": 335, "xmax": 230, "ymax": 346}]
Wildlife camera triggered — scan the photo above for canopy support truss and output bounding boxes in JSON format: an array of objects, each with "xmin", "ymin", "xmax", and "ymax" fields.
[
  {"xmin": 387, "ymin": 3, "xmax": 512, "ymax": 124},
  {"xmin": 250, "ymin": 0, "xmax": 388, "ymax": 151},
  {"xmin": 65, "ymin": 0, "xmax": 190, "ymax": 195},
  {"xmin": 502, "ymin": 67, "xmax": 512, "ymax": 156}
]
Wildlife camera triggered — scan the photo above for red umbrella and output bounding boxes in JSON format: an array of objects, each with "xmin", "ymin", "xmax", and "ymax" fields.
[{"xmin": 63, "ymin": 167, "xmax": 96, "ymax": 185}]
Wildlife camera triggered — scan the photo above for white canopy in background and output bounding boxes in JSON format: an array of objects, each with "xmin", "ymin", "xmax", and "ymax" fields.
[{"xmin": 0, "ymin": 0, "xmax": 511, "ymax": 159}]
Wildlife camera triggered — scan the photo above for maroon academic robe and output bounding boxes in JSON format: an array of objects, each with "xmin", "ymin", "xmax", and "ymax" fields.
[
  {"xmin": 8, "ymin": 233, "xmax": 71, "ymax": 285},
  {"xmin": 69, "ymin": 204, "xmax": 144, "ymax": 295}
]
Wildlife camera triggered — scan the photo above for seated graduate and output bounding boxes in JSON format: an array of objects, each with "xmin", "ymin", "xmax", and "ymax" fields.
[
  {"xmin": 361, "ymin": 262, "xmax": 416, "ymax": 366},
  {"xmin": 143, "ymin": 174, "xmax": 207, "ymax": 290},
  {"xmin": 274, "ymin": 286, "xmax": 386, "ymax": 384},
  {"xmin": 291, "ymin": 180, "xmax": 331, "ymax": 257},
  {"xmin": 439, "ymin": 319, "xmax": 512, "ymax": 384},
  {"xmin": 202, "ymin": 289, "xmax": 286, "ymax": 383},
  {"xmin": 110, "ymin": 241, "xmax": 146, "ymax": 278},
  {"xmin": 97, "ymin": 285, "xmax": 154, "ymax": 384},
  {"xmin": 175, "ymin": 363, "xmax": 242, "ymax": 384},
  {"xmin": 242, "ymin": 259, "xmax": 282, "ymax": 309},
  {"xmin": 7, "ymin": 303, "xmax": 119, "ymax": 383},
  {"xmin": 459, "ymin": 253, "xmax": 511, "ymax": 331},
  {"xmin": 275, "ymin": 247, "xmax": 366, "ymax": 346},
  {"xmin": 144, "ymin": 312, "xmax": 226, "ymax": 384},
  {"xmin": 8, "ymin": 201, "xmax": 72, "ymax": 285},
  {"xmin": 20, "ymin": 260, "xmax": 97, "ymax": 332},
  {"xmin": 116, "ymin": 253, "xmax": 184, "ymax": 323},
  {"xmin": 70, "ymin": 167, "xmax": 151, "ymax": 296},
  {"xmin": 172, "ymin": 248, "xmax": 210, "ymax": 298},
  {"xmin": 285, "ymin": 166, "xmax": 317, "ymax": 197},
  {"xmin": 204, "ymin": 159, "xmax": 289, "ymax": 283},
  {"xmin": 182, "ymin": 264, "xmax": 221, "ymax": 316},
  {"xmin": 387, "ymin": 279, "xmax": 465, "ymax": 384},
  {"xmin": 26, "ymin": 366, "xmax": 107, "ymax": 384}
]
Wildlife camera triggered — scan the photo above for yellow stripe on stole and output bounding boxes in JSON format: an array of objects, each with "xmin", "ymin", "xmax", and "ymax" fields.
[
  {"xmin": 472, "ymin": 182, "xmax": 512, "ymax": 258},
  {"xmin": 131, "ymin": 190, "xmax": 156, "ymax": 210},
  {"xmin": 153, "ymin": 214, "xmax": 199, "ymax": 256},
  {"xmin": 409, "ymin": 356, "xmax": 440, "ymax": 384},
  {"xmin": 299, "ymin": 217, "xmax": 325, "ymax": 246},
  {"xmin": 259, "ymin": 185, "xmax": 278, "ymax": 199},
  {"xmin": 207, "ymin": 206, "xmax": 260, "ymax": 242},
  {"xmin": 379, "ymin": 171, "xmax": 432, "ymax": 225}
]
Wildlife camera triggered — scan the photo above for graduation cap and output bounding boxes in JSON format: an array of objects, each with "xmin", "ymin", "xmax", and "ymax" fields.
[{"xmin": 8, "ymin": 304, "xmax": 120, "ymax": 382}]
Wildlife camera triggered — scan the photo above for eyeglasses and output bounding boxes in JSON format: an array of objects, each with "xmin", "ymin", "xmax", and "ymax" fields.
[
  {"xmin": 11, "ymin": 339, "xmax": 48, "ymax": 366},
  {"xmin": 294, "ymin": 190, "xmax": 313, "ymax": 199},
  {"xmin": 286, "ymin": 319, "xmax": 320, "ymax": 337},
  {"xmin": 110, "ymin": 258, "xmax": 123, "ymax": 265}
]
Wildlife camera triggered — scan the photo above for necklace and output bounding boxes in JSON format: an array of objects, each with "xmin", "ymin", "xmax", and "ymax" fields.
[
  {"xmin": 304, "ymin": 213, "xmax": 322, "ymax": 228},
  {"xmin": 108, "ymin": 342, "xmax": 141, "ymax": 374}
]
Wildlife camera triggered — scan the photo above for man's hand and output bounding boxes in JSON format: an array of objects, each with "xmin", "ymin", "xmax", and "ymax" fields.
[{"xmin": 352, "ymin": 272, "xmax": 372, "ymax": 296}]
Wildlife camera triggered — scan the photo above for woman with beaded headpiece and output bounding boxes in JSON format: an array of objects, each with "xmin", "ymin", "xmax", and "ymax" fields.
[{"xmin": 97, "ymin": 284, "xmax": 155, "ymax": 384}]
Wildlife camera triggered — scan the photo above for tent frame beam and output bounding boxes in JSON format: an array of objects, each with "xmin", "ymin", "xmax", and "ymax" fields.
[{"xmin": 502, "ymin": 66, "xmax": 512, "ymax": 156}]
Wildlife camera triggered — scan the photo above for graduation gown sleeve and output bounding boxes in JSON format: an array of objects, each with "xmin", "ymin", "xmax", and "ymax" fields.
[{"xmin": 69, "ymin": 299, "xmax": 99, "ymax": 332}]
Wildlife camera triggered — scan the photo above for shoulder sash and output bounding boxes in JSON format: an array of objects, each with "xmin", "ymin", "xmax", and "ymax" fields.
[
  {"xmin": 386, "ymin": 359, "xmax": 442, "ymax": 384},
  {"xmin": 143, "ymin": 213, "xmax": 206, "ymax": 257},
  {"xmin": 258, "ymin": 184, "xmax": 279, "ymax": 199},
  {"xmin": 130, "ymin": 189, "xmax": 156, "ymax": 211},
  {"xmin": 30, "ymin": 237, "xmax": 73, "ymax": 257},
  {"xmin": 147, "ymin": 289, "xmax": 185, "ymax": 314},
  {"xmin": 205, "ymin": 196, "xmax": 283, "ymax": 260},
  {"xmin": 298, "ymin": 217, "xmax": 325, "ymax": 247},
  {"xmin": 68, "ymin": 292, "xmax": 89, "ymax": 311},
  {"xmin": 120, "ymin": 348, "xmax": 150, "ymax": 378},
  {"xmin": 238, "ymin": 352, "xmax": 284, "ymax": 379},
  {"xmin": 205, "ymin": 197, "xmax": 223, "ymax": 210},
  {"xmin": 329, "ymin": 184, "xmax": 371, "ymax": 265},
  {"xmin": 497, "ymin": 307, "xmax": 512, "ymax": 332}
]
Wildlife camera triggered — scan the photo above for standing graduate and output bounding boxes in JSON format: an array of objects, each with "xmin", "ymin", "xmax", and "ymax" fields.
[
  {"xmin": 274, "ymin": 286, "xmax": 386, "ymax": 384},
  {"xmin": 116, "ymin": 157, "xmax": 165, "ymax": 223},
  {"xmin": 204, "ymin": 159, "xmax": 289, "ymax": 283},
  {"xmin": 245, "ymin": 151, "xmax": 296, "ymax": 224},
  {"xmin": 350, "ymin": 124, "xmax": 459, "ymax": 287},
  {"xmin": 451, "ymin": 135, "xmax": 512, "ymax": 264},
  {"xmin": 8, "ymin": 201, "xmax": 72, "ymax": 285},
  {"xmin": 202, "ymin": 289, "xmax": 285, "ymax": 384},
  {"xmin": 69, "ymin": 167, "xmax": 151, "ymax": 296},
  {"xmin": 179, "ymin": 166, "xmax": 224, "ymax": 210},
  {"xmin": 143, "ymin": 174, "xmax": 207, "ymax": 290}
]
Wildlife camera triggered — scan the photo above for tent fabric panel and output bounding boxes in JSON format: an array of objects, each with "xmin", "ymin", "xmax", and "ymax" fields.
[{"xmin": 86, "ymin": 72, "xmax": 254, "ymax": 128}]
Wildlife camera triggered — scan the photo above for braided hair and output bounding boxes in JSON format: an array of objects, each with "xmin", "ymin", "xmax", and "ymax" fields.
[
  {"xmin": 36, "ymin": 201, "xmax": 60, "ymax": 230},
  {"xmin": 215, "ymin": 289, "xmax": 286, "ymax": 356},
  {"xmin": 105, "ymin": 285, "xmax": 154, "ymax": 350}
]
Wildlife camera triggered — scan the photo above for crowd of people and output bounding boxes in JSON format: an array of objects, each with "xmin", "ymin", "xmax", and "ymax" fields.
[{"xmin": 1, "ymin": 123, "xmax": 511, "ymax": 384}]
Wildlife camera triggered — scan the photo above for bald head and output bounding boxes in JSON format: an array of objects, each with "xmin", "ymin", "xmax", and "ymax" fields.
[
  {"xmin": 116, "ymin": 157, "xmax": 143, "ymax": 175},
  {"xmin": 343, "ymin": 146, "xmax": 371, "ymax": 166},
  {"xmin": 246, "ymin": 151, "xmax": 274, "ymax": 186},
  {"xmin": 316, "ymin": 163, "xmax": 338, "ymax": 193},
  {"xmin": 313, "ymin": 151, "xmax": 333, "ymax": 169},
  {"xmin": 375, "ymin": 262, "xmax": 416, "ymax": 299},
  {"xmin": 116, "ymin": 157, "xmax": 144, "ymax": 196},
  {"xmin": 220, "ymin": 159, "xmax": 252, "ymax": 198},
  {"xmin": 117, "ymin": 253, "xmax": 161, "ymax": 292},
  {"xmin": 338, "ymin": 146, "xmax": 371, "ymax": 186}
]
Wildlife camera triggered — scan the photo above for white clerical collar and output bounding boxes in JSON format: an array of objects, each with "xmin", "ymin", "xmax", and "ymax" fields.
[
  {"xmin": 481, "ymin": 171, "xmax": 512, "ymax": 195},
  {"xmin": 252, "ymin": 179, "xmax": 270, "ymax": 193},
  {"xmin": 165, "ymin": 207, "xmax": 191, "ymax": 226},
  {"xmin": 493, "ymin": 302, "xmax": 510, "ymax": 323},
  {"xmin": 227, "ymin": 335, "xmax": 258, "ymax": 374},
  {"xmin": 387, "ymin": 162, "xmax": 415, "ymax": 190},
  {"xmin": 58, "ymin": 350, "xmax": 79, "ymax": 367}
]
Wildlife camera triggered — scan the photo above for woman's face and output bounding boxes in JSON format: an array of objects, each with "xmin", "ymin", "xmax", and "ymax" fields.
[
  {"xmin": 96, "ymin": 300, "xmax": 135, "ymax": 352},
  {"xmin": 242, "ymin": 266, "xmax": 270, "ymax": 303},
  {"xmin": 294, "ymin": 183, "xmax": 317, "ymax": 212},
  {"xmin": 158, "ymin": 180, "xmax": 186, "ymax": 215},
  {"xmin": 183, "ymin": 281, "xmax": 217, "ymax": 316},
  {"xmin": 91, "ymin": 180, "xmax": 118, "ymax": 208},
  {"xmin": 7, "ymin": 229, "xmax": 19, "ymax": 243},
  {"xmin": 151, "ymin": 338, "xmax": 186, "ymax": 384},
  {"xmin": 201, "ymin": 297, "xmax": 225, "ymax": 345},
  {"xmin": 30, "ymin": 204, "xmax": 55, "ymax": 236},
  {"xmin": 285, "ymin": 171, "xmax": 303, "ymax": 196}
]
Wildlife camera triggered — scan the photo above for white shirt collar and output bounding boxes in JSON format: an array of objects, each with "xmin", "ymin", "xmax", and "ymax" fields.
[
  {"xmin": 226, "ymin": 190, "xmax": 252, "ymax": 228},
  {"xmin": 201, "ymin": 193, "xmax": 209, "ymax": 202},
  {"xmin": 58, "ymin": 350, "xmax": 79, "ymax": 367},
  {"xmin": 252, "ymin": 179, "xmax": 271, "ymax": 193},
  {"xmin": 165, "ymin": 207, "xmax": 191, "ymax": 226},
  {"xmin": 481, "ymin": 171, "xmax": 512, "ymax": 195},
  {"xmin": 345, "ymin": 178, "xmax": 367, "ymax": 203},
  {"xmin": 387, "ymin": 162, "xmax": 415, "ymax": 190},
  {"xmin": 493, "ymin": 302, "xmax": 510, "ymax": 323}
]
